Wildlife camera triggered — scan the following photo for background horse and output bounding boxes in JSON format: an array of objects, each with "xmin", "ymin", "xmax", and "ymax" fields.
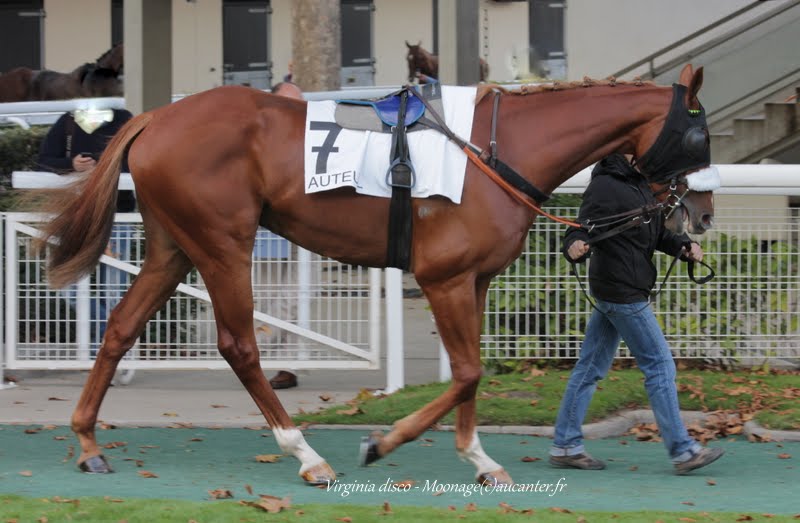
[
  {"xmin": 0, "ymin": 67, "xmax": 34, "ymax": 103},
  {"xmin": 406, "ymin": 41, "xmax": 489, "ymax": 83},
  {"xmin": 33, "ymin": 65, "xmax": 714, "ymax": 486},
  {"xmin": 0, "ymin": 44, "xmax": 123, "ymax": 102}
]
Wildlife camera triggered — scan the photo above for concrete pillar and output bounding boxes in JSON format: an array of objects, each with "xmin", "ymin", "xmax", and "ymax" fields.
[
  {"xmin": 124, "ymin": 0, "xmax": 172, "ymax": 114},
  {"xmin": 437, "ymin": 0, "xmax": 480, "ymax": 85}
]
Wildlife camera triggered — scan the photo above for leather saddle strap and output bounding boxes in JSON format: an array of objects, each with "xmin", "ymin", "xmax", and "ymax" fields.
[{"xmin": 386, "ymin": 88, "xmax": 413, "ymax": 270}]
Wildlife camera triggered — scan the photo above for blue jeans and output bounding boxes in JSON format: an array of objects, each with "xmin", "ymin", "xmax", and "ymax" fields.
[{"xmin": 550, "ymin": 299, "xmax": 701, "ymax": 463}]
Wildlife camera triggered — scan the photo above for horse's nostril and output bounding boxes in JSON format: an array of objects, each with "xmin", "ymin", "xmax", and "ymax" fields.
[{"xmin": 701, "ymin": 214, "xmax": 714, "ymax": 230}]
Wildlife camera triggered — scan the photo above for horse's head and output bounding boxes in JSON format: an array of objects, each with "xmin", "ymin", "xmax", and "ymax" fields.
[
  {"xmin": 650, "ymin": 176, "xmax": 715, "ymax": 234},
  {"xmin": 96, "ymin": 43, "xmax": 124, "ymax": 76},
  {"xmin": 406, "ymin": 40, "xmax": 437, "ymax": 82},
  {"xmin": 635, "ymin": 64, "xmax": 719, "ymax": 235}
]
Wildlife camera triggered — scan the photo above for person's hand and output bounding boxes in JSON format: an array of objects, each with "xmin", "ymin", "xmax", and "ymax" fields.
[
  {"xmin": 72, "ymin": 154, "xmax": 96, "ymax": 172},
  {"xmin": 567, "ymin": 239, "xmax": 590, "ymax": 261},
  {"xmin": 683, "ymin": 242, "xmax": 704, "ymax": 262}
]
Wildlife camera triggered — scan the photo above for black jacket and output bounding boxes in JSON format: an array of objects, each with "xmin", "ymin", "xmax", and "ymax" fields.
[
  {"xmin": 37, "ymin": 109, "xmax": 136, "ymax": 212},
  {"xmin": 563, "ymin": 154, "xmax": 690, "ymax": 303}
]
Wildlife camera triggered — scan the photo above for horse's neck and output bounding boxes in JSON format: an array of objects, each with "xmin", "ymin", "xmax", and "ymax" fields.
[{"xmin": 496, "ymin": 85, "xmax": 670, "ymax": 194}]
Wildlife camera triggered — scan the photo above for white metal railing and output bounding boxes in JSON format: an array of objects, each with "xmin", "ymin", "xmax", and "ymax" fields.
[
  {"xmin": 3, "ymin": 212, "xmax": 386, "ymax": 373},
  {"xmin": 481, "ymin": 205, "xmax": 800, "ymax": 363}
]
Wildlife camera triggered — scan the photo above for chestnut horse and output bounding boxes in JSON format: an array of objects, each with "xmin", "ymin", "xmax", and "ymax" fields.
[
  {"xmin": 35, "ymin": 65, "xmax": 714, "ymax": 486},
  {"xmin": 406, "ymin": 41, "xmax": 489, "ymax": 83}
]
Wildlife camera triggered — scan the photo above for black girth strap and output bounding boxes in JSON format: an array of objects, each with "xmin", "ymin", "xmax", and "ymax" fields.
[{"xmin": 386, "ymin": 88, "xmax": 415, "ymax": 270}]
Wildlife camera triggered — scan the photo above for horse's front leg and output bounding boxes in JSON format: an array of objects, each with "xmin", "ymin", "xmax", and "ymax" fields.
[
  {"xmin": 360, "ymin": 273, "xmax": 511, "ymax": 484},
  {"xmin": 454, "ymin": 276, "xmax": 513, "ymax": 485}
]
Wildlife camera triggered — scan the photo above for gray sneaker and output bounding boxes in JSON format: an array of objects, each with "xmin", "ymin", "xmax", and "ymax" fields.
[
  {"xmin": 549, "ymin": 452, "xmax": 606, "ymax": 470},
  {"xmin": 674, "ymin": 447, "xmax": 725, "ymax": 475}
]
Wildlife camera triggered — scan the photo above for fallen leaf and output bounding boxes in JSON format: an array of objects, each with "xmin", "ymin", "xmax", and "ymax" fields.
[
  {"xmin": 521, "ymin": 456, "xmax": 541, "ymax": 462},
  {"xmin": 208, "ymin": 489, "xmax": 233, "ymax": 499},
  {"xmin": 246, "ymin": 494, "xmax": 291, "ymax": 513},
  {"xmin": 162, "ymin": 412, "xmax": 179, "ymax": 417},
  {"xmin": 123, "ymin": 458, "xmax": 144, "ymax": 467},
  {"xmin": 336, "ymin": 518, "xmax": 352, "ymax": 523},
  {"xmin": 24, "ymin": 428, "xmax": 41, "ymax": 434},
  {"xmin": 47, "ymin": 397, "xmax": 68, "ymax": 401},
  {"xmin": 778, "ymin": 453, "xmax": 792, "ymax": 459},
  {"xmin": 499, "ymin": 502, "xmax": 518, "ymax": 514},
  {"xmin": 336, "ymin": 405, "xmax": 362, "ymax": 416},
  {"xmin": 137, "ymin": 470, "xmax": 158, "ymax": 478},
  {"xmin": 53, "ymin": 436, "xmax": 67, "ymax": 441},
  {"xmin": 255, "ymin": 454, "xmax": 283, "ymax": 463},
  {"xmin": 393, "ymin": 479, "xmax": 416, "ymax": 488},
  {"xmin": 736, "ymin": 516, "xmax": 754, "ymax": 522},
  {"xmin": 19, "ymin": 470, "xmax": 32, "ymax": 476},
  {"xmin": 319, "ymin": 394, "xmax": 332, "ymax": 402},
  {"xmin": 706, "ymin": 479, "xmax": 717, "ymax": 486},
  {"xmin": 681, "ymin": 501, "xmax": 695, "ymax": 506},
  {"xmin": 62, "ymin": 445, "xmax": 75, "ymax": 463},
  {"xmin": 210, "ymin": 404, "xmax": 228, "ymax": 409},
  {"xmin": 629, "ymin": 465, "xmax": 639, "ymax": 471},
  {"xmin": 488, "ymin": 379, "xmax": 502, "ymax": 386},
  {"xmin": 550, "ymin": 507, "xmax": 572, "ymax": 513},
  {"xmin": 244, "ymin": 484, "xmax": 253, "ymax": 495},
  {"xmin": 103, "ymin": 441, "xmax": 127, "ymax": 449},
  {"xmin": 382, "ymin": 502, "xmax": 392, "ymax": 514},
  {"xmin": 98, "ymin": 422, "xmax": 117, "ymax": 430},
  {"xmin": 189, "ymin": 437, "xmax": 203, "ymax": 442},
  {"xmin": 465, "ymin": 502, "xmax": 478, "ymax": 512},
  {"xmin": 432, "ymin": 488, "xmax": 446, "ymax": 496}
]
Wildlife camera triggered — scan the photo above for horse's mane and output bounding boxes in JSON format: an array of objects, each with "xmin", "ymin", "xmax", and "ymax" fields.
[{"xmin": 475, "ymin": 76, "xmax": 655, "ymax": 104}]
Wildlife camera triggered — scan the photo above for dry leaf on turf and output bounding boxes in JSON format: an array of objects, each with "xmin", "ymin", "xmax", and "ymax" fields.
[
  {"xmin": 137, "ymin": 470, "xmax": 158, "ymax": 478},
  {"xmin": 19, "ymin": 470, "xmax": 32, "ymax": 476},
  {"xmin": 778, "ymin": 453, "xmax": 792, "ymax": 459},
  {"xmin": 208, "ymin": 489, "xmax": 233, "ymax": 499},
  {"xmin": 337, "ymin": 405, "xmax": 362, "ymax": 416},
  {"xmin": 255, "ymin": 454, "xmax": 282, "ymax": 463},
  {"xmin": 521, "ymin": 456, "xmax": 541, "ymax": 462},
  {"xmin": 247, "ymin": 494, "xmax": 291, "ymax": 513},
  {"xmin": 245, "ymin": 484, "xmax": 253, "ymax": 495}
]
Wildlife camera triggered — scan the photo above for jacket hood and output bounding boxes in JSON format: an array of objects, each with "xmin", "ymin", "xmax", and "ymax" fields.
[{"xmin": 591, "ymin": 154, "xmax": 639, "ymax": 181}]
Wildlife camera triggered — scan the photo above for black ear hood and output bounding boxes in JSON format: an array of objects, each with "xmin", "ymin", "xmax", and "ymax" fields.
[{"xmin": 636, "ymin": 84, "xmax": 711, "ymax": 183}]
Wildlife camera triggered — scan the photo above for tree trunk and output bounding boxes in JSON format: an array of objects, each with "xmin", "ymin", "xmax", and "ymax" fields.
[{"xmin": 291, "ymin": 0, "xmax": 341, "ymax": 91}]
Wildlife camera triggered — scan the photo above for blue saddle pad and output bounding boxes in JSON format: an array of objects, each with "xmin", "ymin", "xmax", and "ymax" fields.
[{"xmin": 338, "ymin": 91, "xmax": 425, "ymax": 127}]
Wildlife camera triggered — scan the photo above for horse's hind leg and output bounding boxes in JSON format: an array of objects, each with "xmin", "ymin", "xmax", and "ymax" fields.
[
  {"xmin": 72, "ymin": 215, "xmax": 193, "ymax": 472},
  {"xmin": 191, "ymin": 247, "xmax": 335, "ymax": 486},
  {"xmin": 361, "ymin": 273, "xmax": 512, "ymax": 484}
]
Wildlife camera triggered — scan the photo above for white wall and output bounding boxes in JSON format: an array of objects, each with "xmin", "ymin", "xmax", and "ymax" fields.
[
  {"xmin": 479, "ymin": 0, "xmax": 529, "ymax": 82},
  {"xmin": 565, "ymin": 0, "xmax": 753, "ymax": 80},
  {"xmin": 374, "ymin": 0, "xmax": 433, "ymax": 86},
  {"xmin": 43, "ymin": 0, "xmax": 111, "ymax": 71},
  {"xmin": 172, "ymin": 0, "xmax": 223, "ymax": 94}
]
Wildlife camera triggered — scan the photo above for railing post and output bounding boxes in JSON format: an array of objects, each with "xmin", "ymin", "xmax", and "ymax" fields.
[
  {"xmin": 2, "ymin": 215, "xmax": 17, "ymax": 389},
  {"xmin": 384, "ymin": 268, "xmax": 404, "ymax": 393},
  {"xmin": 76, "ymin": 276, "xmax": 91, "ymax": 362},
  {"xmin": 369, "ymin": 268, "xmax": 381, "ymax": 368},
  {"xmin": 297, "ymin": 247, "xmax": 311, "ymax": 360}
]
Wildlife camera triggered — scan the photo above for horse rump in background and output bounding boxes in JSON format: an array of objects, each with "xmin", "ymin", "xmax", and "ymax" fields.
[{"xmin": 32, "ymin": 64, "xmax": 715, "ymax": 487}]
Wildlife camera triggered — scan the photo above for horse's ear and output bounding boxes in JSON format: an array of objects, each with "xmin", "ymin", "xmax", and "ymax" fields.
[
  {"xmin": 406, "ymin": 41, "xmax": 411, "ymax": 48},
  {"xmin": 687, "ymin": 66, "xmax": 704, "ymax": 101},
  {"xmin": 678, "ymin": 64, "xmax": 693, "ymax": 86}
]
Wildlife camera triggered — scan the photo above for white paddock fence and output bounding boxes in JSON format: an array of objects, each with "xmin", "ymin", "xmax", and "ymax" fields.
[{"xmin": 2, "ymin": 165, "xmax": 799, "ymax": 393}]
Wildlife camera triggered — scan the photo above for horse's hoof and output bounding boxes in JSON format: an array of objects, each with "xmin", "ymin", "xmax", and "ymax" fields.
[
  {"xmin": 300, "ymin": 461, "xmax": 336, "ymax": 486},
  {"xmin": 476, "ymin": 468, "xmax": 514, "ymax": 486},
  {"xmin": 78, "ymin": 455, "xmax": 114, "ymax": 474},
  {"xmin": 359, "ymin": 432, "xmax": 383, "ymax": 466}
]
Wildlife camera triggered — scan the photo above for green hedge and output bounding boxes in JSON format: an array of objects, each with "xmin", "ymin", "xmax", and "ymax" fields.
[{"xmin": 0, "ymin": 126, "xmax": 49, "ymax": 211}]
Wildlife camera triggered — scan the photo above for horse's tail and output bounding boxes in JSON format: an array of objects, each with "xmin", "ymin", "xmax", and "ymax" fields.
[{"xmin": 34, "ymin": 112, "xmax": 153, "ymax": 288}]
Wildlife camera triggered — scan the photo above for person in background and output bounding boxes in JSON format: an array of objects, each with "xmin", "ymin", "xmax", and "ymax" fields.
[
  {"xmin": 550, "ymin": 153, "xmax": 724, "ymax": 475},
  {"xmin": 38, "ymin": 107, "xmax": 136, "ymax": 371},
  {"xmin": 262, "ymin": 81, "xmax": 303, "ymax": 390}
]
